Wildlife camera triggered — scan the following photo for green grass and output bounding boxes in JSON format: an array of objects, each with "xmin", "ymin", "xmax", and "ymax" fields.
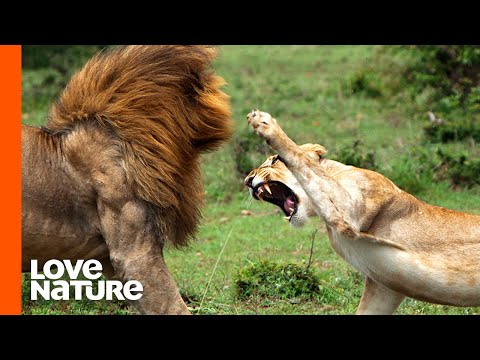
[{"xmin": 22, "ymin": 45, "xmax": 480, "ymax": 315}]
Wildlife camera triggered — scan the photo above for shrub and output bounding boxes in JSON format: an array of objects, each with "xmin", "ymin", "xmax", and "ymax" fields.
[
  {"xmin": 384, "ymin": 150, "xmax": 434, "ymax": 195},
  {"xmin": 386, "ymin": 46, "xmax": 480, "ymax": 143},
  {"xmin": 232, "ymin": 129, "xmax": 272, "ymax": 177},
  {"xmin": 398, "ymin": 45, "xmax": 480, "ymax": 109},
  {"xmin": 346, "ymin": 69, "xmax": 383, "ymax": 98},
  {"xmin": 328, "ymin": 140, "xmax": 377, "ymax": 170},
  {"xmin": 424, "ymin": 118, "xmax": 480, "ymax": 143},
  {"xmin": 235, "ymin": 260, "xmax": 321, "ymax": 301},
  {"xmin": 434, "ymin": 149, "xmax": 480, "ymax": 188},
  {"xmin": 384, "ymin": 146, "xmax": 480, "ymax": 192}
]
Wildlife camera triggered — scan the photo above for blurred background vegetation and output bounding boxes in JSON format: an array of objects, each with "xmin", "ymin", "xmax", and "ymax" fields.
[{"xmin": 22, "ymin": 45, "xmax": 479, "ymax": 314}]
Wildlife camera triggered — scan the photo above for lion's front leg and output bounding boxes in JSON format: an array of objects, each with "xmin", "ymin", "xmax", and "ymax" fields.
[
  {"xmin": 98, "ymin": 199, "xmax": 190, "ymax": 315},
  {"xmin": 110, "ymin": 246, "xmax": 190, "ymax": 315}
]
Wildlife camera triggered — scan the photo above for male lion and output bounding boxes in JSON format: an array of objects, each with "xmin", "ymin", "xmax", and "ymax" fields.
[
  {"xmin": 22, "ymin": 46, "xmax": 232, "ymax": 314},
  {"xmin": 245, "ymin": 109, "xmax": 480, "ymax": 314}
]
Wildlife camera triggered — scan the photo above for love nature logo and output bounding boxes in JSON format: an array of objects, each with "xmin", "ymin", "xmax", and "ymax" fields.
[{"xmin": 30, "ymin": 260, "xmax": 143, "ymax": 301}]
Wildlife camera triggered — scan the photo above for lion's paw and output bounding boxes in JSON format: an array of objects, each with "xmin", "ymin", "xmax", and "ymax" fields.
[{"xmin": 246, "ymin": 109, "xmax": 279, "ymax": 140}]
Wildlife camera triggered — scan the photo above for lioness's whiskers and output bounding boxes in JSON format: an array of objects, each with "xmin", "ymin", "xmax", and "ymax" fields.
[{"xmin": 241, "ymin": 192, "xmax": 253, "ymax": 208}]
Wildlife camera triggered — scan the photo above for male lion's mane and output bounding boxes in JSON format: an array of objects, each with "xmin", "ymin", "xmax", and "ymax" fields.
[{"xmin": 45, "ymin": 45, "xmax": 232, "ymax": 247}]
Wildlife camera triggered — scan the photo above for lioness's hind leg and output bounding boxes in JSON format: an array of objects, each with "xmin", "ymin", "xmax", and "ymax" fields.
[{"xmin": 356, "ymin": 277, "xmax": 405, "ymax": 315}]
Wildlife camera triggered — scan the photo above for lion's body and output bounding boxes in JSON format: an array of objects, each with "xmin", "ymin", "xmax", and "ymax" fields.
[
  {"xmin": 22, "ymin": 46, "xmax": 232, "ymax": 314},
  {"xmin": 22, "ymin": 125, "xmax": 112, "ymax": 269},
  {"xmin": 245, "ymin": 110, "xmax": 480, "ymax": 314}
]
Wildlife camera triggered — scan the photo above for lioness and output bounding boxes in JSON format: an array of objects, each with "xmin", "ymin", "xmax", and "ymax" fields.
[
  {"xmin": 22, "ymin": 46, "xmax": 232, "ymax": 314},
  {"xmin": 245, "ymin": 109, "xmax": 480, "ymax": 314}
]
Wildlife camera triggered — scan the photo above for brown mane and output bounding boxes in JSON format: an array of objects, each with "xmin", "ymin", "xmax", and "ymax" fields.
[{"xmin": 46, "ymin": 45, "xmax": 232, "ymax": 247}]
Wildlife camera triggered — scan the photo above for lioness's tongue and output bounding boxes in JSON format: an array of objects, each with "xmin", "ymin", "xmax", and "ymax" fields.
[{"xmin": 284, "ymin": 196, "xmax": 295, "ymax": 215}]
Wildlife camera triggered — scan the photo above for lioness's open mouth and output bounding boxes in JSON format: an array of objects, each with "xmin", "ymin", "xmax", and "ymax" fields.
[{"xmin": 252, "ymin": 181, "xmax": 298, "ymax": 219}]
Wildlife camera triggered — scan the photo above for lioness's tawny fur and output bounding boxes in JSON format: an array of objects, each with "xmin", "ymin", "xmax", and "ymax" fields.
[
  {"xmin": 245, "ymin": 110, "xmax": 480, "ymax": 314},
  {"xmin": 22, "ymin": 46, "xmax": 232, "ymax": 314}
]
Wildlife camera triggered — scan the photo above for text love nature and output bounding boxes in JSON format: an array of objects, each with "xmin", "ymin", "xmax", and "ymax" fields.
[{"xmin": 30, "ymin": 259, "xmax": 143, "ymax": 301}]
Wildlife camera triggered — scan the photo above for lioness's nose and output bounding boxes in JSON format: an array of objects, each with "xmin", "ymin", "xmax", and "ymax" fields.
[{"xmin": 244, "ymin": 174, "xmax": 254, "ymax": 188}]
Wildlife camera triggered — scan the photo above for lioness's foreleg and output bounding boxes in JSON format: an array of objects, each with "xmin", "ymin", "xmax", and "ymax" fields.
[
  {"xmin": 98, "ymin": 199, "xmax": 190, "ymax": 315},
  {"xmin": 247, "ymin": 110, "xmax": 358, "ymax": 234},
  {"xmin": 356, "ymin": 277, "xmax": 405, "ymax": 315}
]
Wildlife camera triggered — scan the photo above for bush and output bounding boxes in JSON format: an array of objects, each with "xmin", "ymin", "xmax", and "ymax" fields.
[
  {"xmin": 232, "ymin": 129, "xmax": 272, "ymax": 177},
  {"xmin": 385, "ymin": 46, "xmax": 480, "ymax": 144},
  {"xmin": 328, "ymin": 140, "xmax": 377, "ymax": 170},
  {"xmin": 398, "ymin": 45, "xmax": 480, "ymax": 110},
  {"xmin": 235, "ymin": 260, "xmax": 321, "ymax": 301},
  {"xmin": 346, "ymin": 69, "xmax": 383, "ymax": 98},
  {"xmin": 434, "ymin": 149, "xmax": 480, "ymax": 188},
  {"xmin": 384, "ymin": 148, "xmax": 435, "ymax": 195},
  {"xmin": 384, "ymin": 146, "xmax": 480, "ymax": 192},
  {"xmin": 424, "ymin": 118, "xmax": 480, "ymax": 143}
]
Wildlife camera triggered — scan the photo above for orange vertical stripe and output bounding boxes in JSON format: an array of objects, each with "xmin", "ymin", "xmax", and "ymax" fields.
[{"xmin": 0, "ymin": 45, "xmax": 22, "ymax": 315}]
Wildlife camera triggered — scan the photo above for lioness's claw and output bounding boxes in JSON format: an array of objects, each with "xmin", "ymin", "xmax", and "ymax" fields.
[{"xmin": 246, "ymin": 109, "xmax": 278, "ymax": 140}]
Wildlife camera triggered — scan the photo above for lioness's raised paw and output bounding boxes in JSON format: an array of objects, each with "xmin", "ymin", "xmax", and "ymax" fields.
[{"xmin": 246, "ymin": 109, "xmax": 280, "ymax": 140}]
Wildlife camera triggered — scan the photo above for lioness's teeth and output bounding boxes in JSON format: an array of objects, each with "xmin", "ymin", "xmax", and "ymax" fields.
[
  {"xmin": 258, "ymin": 193, "xmax": 264, "ymax": 202},
  {"xmin": 264, "ymin": 183, "xmax": 272, "ymax": 195},
  {"xmin": 283, "ymin": 216, "xmax": 291, "ymax": 220},
  {"xmin": 288, "ymin": 207, "xmax": 295, "ymax": 214}
]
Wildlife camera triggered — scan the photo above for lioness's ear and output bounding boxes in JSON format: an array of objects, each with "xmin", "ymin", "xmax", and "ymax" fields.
[{"xmin": 300, "ymin": 143, "xmax": 327, "ymax": 160}]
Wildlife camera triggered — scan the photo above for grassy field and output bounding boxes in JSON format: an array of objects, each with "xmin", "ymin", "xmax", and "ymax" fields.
[{"xmin": 22, "ymin": 45, "xmax": 480, "ymax": 315}]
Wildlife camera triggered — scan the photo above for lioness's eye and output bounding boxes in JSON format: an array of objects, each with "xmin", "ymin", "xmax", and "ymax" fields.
[{"xmin": 271, "ymin": 156, "xmax": 279, "ymax": 165}]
